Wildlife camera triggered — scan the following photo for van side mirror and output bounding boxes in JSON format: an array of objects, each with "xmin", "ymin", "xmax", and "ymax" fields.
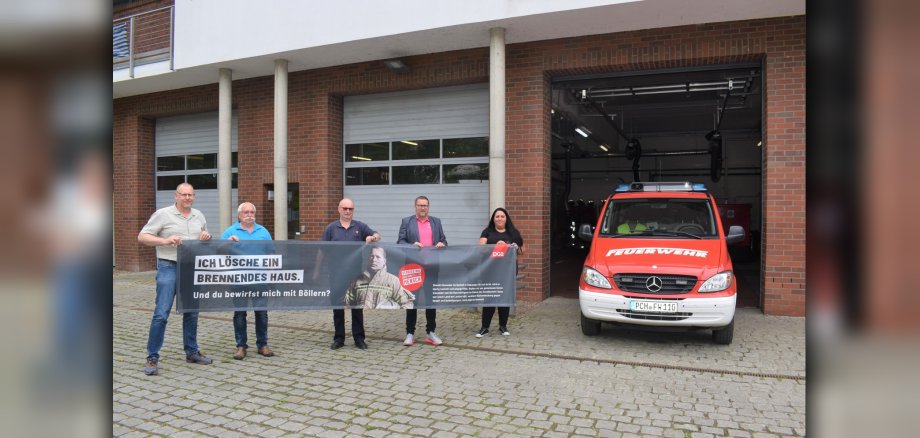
[
  {"xmin": 725, "ymin": 225, "xmax": 745, "ymax": 245},
  {"xmin": 577, "ymin": 224, "xmax": 594, "ymax": 242}
]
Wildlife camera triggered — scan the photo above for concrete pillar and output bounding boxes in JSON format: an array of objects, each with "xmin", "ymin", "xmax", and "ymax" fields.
[
  {"xmin": 218, "ymin": 68, "xmax": 232, "ymax": 231},
  {"xmin": 489, "ymin": 27, "xmax": 506, "ymax": 212},
  {"xmin": 274, "ymin": 59, "xmax": 288, "ymax": 240}
]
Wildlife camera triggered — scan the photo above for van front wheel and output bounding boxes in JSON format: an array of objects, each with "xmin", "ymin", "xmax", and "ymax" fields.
[
  {"xmin": 581, "ymin": 313, "xmax": 601, "ymax": 336},
  {"xmin": 712, "ymin": 319, "xmax": 734, "ymax": 345}
]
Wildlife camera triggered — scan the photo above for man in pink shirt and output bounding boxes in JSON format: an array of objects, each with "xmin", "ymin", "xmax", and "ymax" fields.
[{"xmin": 397, "ymin": 196, "xmax": 447, "ymax": 346}]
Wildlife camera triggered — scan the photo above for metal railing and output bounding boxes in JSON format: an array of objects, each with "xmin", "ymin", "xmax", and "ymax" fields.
[{"xmin": 113, "ymin": 5, "xmax": 174, "ymax": 77}]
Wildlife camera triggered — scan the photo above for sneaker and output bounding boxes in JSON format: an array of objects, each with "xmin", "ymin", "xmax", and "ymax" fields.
[
  {"xmin": 403, "ymin": 333, "xmax": 415, "ymax": 346},
  {"xmin": 475, "ymin": 328, "xmax": 489, "ymax": 338},
  {"xmin": 425, "ymin": 332, "xmax": 443, "ymax": 346},
  {"xmin": 144, "ymin": 358, "xmax": 158, "ymax": 375},
  {"xmin": 186, "ymin": 351, "xmax": 213, "ymax": 364},
  {"xmin": 499, "ymin": 326, "xmax": 510, "ymax": 336}
]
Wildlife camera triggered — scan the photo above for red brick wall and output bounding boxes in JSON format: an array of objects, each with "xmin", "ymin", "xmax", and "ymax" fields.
[
  {"xmin": 113, "ymin": 16, "xmax": 805, "ymax": 315},
  {"xmin": 114, "ymin": 0, "xmax": 173, "ymax": 19},
  {"xmin": 114, "ymin": 85, "xmax": 219, "ymax": 271},
  {"xmin": 762, "ymin": 18, "xmax": 807, "ymax": 316},
  {"xmin": 233, "ymin": 75, "xmax": 274, "ymax": 233}
]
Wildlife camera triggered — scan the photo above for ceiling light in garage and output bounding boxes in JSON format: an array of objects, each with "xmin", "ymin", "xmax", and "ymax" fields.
[
  {"xmin": 575, "ymin": 126, "xmax": 591, "ymax": 137},
  {"xmin": 599, "ymin": 144, "xmax": 608, "ymax": 151}
]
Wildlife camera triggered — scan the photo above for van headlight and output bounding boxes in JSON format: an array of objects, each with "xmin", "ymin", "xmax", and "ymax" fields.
[
  {"xmin": 582, "ymin": 266, "xmax": 611, "ymax": 289},
  {"xmin": 699, "ymin": 271, "xmax": 733, "ymax": 293}
]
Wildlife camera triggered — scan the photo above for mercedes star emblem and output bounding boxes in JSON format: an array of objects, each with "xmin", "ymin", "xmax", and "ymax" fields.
[{"xmin": 645, "ymin": 276, "xmax": 663, "ymax": 292}]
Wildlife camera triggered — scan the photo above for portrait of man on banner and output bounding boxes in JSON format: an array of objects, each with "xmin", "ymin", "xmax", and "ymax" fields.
[{"xmin": 345, "ymin": 246, "xmax": 415, "ymax": 309}]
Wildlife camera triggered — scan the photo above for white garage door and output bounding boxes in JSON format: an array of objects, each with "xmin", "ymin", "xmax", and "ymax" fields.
[
  {"xmin": 155, "ymin": 111, "xmax": 238, "ymax": 229},
  {"xmin": 343, "ymin": 84, "xmax": 490, "ymax": 244}
]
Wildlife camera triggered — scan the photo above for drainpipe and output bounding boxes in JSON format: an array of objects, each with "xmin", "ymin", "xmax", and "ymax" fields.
[
  {"xmin": 218, "ymin": 68, "xmax": 232, "ymax": 231},
  {"xmin": 274, "ymin": 59, "xmax": 288, "ymax": 240},
  {"xmin": 489, "ymin": 27, "xmax": 506, "ymax": 212}
]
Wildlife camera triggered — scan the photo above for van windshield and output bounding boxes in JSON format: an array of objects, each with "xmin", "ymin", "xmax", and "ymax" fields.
[{"xmin": 599, "ymin": 198, "xmax": 717, "ymax": 238}]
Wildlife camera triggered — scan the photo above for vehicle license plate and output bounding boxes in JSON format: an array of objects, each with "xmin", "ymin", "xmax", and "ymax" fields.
[{"xmin": 629, "ymin": 300, "xmax": 678, "ymax": 313}]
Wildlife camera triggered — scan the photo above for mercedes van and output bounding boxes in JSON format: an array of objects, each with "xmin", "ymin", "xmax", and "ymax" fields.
[{"xmin": 577, "ymin": 182, "xmax": 744, "ymax": 344}]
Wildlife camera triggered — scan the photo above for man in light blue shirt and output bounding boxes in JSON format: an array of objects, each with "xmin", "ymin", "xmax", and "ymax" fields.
[{"xmin": 221, "ymin": 202, "xmax": 274, "ymax": 360}]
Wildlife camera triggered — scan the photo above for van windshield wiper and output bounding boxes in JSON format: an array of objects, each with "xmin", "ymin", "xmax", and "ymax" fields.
[{"xmin": 616, "ymin": 230, "xmax": 702, "ymax": 239}]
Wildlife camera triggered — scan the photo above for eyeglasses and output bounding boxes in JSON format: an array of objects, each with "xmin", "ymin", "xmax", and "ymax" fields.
[
  {"xmin": 240, "ymin": 210, "xmax": 256, "ymax": 215},
  {"xmin": 340, "ymin": 207, "xmax": 354, "ymax": 211},
  {"xmin": 416, "ymin": 204, "xmax": 429, "ymax": 208}
]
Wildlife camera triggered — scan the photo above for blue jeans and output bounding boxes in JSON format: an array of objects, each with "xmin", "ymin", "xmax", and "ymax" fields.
[
  {"xmin": 233, "ymin": 311, "xmax": 268, "ymax": 349},
  {"xmin": 146, "ymin": 259, "xmax": 200, "ymax": 359}
]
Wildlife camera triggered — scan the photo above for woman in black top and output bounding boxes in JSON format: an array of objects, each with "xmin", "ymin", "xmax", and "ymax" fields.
[{"xmin": 476, "ymin": 207, "xmax": 524, "ymax": 337}]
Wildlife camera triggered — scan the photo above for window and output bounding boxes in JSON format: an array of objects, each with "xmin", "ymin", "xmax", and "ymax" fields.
[
  {"xmin": 156, "ymin": 152, "xmax": 238, "ymax": 190},
  {"xmin": 344, "ymin": 137, "xmax": 487, "ymax": 186},
  {"xmin": 346, "ymin": 142, "xmax": 388, "ymax": 162},
  {"xmin": 393, "ymin": 165, "xmax": 439, "ymax": 184},
  {"xmin": 600, "ymin": 198, "xmax": 717, "ymax": 238},
  {"xmin": 157, "ymin": 175, "xmax": 185, "ymax": 190},
  {"xmin": 444, "ymin": 163, "xmax": 488, "ymax": 183},
  {"xmin": 393, "ymin": 139, "xmax": 439, "ymax": 160},
  {"xmin": 444, "ymin": 137, "xmax": 488, "ymax": 158},
  {"xmin": 157, "ymin": 156, "xmax": 184, "ymax": 172},
  {"xmin": 346, "ymin": 167, "xmax": 389, "ymax": 185},
  {"xmin": 187, "ymin": 173, "xmax": 217, "ymax": 190},
  {"xmin": 187, "ymin": 153, "xmax": 217, "ymax": 170}
]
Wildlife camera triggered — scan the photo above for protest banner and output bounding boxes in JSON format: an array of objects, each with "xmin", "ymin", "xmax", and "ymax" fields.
[{"xmin": 176, "ymin": 240, "xmax": 516, "ymax": 312}]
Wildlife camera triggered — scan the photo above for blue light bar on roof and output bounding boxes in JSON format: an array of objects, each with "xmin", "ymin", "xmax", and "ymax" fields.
[{"xmin": 615, "ymin": 182, "xmax": 708, "ymax": 192}]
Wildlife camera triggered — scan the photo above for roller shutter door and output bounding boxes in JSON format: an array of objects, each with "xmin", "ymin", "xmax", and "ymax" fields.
[
  {"xmin": 343, "ymin": 84, "xmax": 490, "ymax": 244},
  {"xmin": 154, "ymin": 111, "xmax": 238, "ymax": 229}
]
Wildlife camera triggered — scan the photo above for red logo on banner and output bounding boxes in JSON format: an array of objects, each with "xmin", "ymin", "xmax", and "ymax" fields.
[
  {"xmin": 398, "ymin": 263, "xmax": 425, "ymax": 292},
  {"xmin": 491, "ymin": 242, "xmax": 509, "ymax": 258}
]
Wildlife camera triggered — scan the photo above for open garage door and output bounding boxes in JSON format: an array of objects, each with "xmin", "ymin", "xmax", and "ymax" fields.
[{"xmin": 550, "ymin": 65, "xmax": 763, "ymax": 308}]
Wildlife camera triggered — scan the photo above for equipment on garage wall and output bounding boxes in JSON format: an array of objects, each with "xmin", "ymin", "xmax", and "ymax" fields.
[
  {"xmin": 556, "ymin": 71, "xmax": 757, "ymax": 185},
  {"xmin": 705, "ymin": 78, "xmax": 734, "ymax": 182}
]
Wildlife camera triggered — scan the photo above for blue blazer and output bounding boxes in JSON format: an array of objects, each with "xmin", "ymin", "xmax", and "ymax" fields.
[{"xmin": 397, "ymin": 215, "xmax": 448, "ymax": 246}]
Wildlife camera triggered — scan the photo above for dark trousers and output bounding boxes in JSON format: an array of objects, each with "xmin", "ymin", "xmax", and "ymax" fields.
[
  {"xmin": 481, "ymin": 306, "xmax": 509, "ymax": 329},
  {"xmin": 405, "ymin": 308, "xmax": 437, "ymax": 335},
  {"xmin": 333, "ymin": 308, "xmax": 365, "ymax": 342},
  {"xmin": 233, "ymin": 311, "xmax": 268, "ymax": 349}
]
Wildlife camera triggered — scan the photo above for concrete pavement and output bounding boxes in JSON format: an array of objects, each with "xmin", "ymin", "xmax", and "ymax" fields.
[{"xmin": 114, "ymin": 271, "xmax": 805, "ymax": 437}]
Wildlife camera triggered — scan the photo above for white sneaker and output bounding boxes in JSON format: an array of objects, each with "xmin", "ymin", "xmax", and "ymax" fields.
[
  {"xmin": 476, "ymin": 328, "xmax": 489, "ymax": 338},
  {"xmin": 500, "ymin": 326, "xmax": 510, "ymax": 336},
  {"xmin": 403, "ymin": 333, "xmax": 415, "ymax": 346},
  {"xmin": 425, "ymin": 332, "xmax": 443, "ymax": 346}
]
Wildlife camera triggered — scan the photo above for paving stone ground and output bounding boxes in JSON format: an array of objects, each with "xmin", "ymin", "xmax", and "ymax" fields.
[{"xmin": 114, "ymin": 271, "xmax": 805, "ymax": 437}]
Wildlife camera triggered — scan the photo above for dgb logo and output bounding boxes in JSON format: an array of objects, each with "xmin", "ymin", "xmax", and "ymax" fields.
[{"xmin": 490, "ymin": 242, "xmax": 509, "ymax": 258}]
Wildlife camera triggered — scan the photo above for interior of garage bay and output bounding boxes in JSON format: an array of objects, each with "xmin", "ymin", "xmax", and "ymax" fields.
[{"xmin": 549, "ymin": 64, "xmax": 764, "ymax": 309}]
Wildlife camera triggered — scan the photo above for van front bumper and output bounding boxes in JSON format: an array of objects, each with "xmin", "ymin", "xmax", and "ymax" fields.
[{"xmin": 579, "ymin": 288, "xmax": 735, "ymax": 327}]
